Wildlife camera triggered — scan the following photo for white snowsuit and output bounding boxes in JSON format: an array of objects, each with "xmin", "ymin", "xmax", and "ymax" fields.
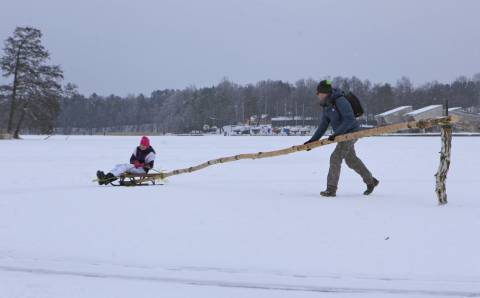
[
  {"xmin": 109, "ymin": 146, "xmax": 156, "ymax": 177},
  {"xmin": 110, "ymin": 164, "xmax": 147, "ymax": 176}
]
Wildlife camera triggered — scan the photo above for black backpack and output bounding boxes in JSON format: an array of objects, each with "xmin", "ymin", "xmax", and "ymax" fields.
[{"xmin": 335, "ymin": 91, "xmax": 364, "ymax": 118}]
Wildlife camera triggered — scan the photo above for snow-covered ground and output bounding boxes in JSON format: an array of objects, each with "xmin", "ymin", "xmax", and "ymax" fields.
[{"xmin": 1, "ymin": 135, "xmax": 479, "ymax": 298}]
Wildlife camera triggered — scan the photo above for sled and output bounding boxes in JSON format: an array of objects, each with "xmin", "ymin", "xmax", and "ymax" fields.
[
  {"xmin": 93, "ymin": 173, "xmax": 165, "ymax": 187},
  {"xmin": 112, "ymin": 173, "xmax": 164, "ymax": 187}
]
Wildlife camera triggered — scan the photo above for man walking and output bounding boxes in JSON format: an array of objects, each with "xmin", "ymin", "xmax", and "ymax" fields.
[{"xmin": 304, "ymin": 80, "xmax": 379, "ymax": 197}]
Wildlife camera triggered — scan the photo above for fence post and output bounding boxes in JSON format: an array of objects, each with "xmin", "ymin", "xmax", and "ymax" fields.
[{"xmin": 435, "ymin": 100, "xmax": 452, "ymax": 205}]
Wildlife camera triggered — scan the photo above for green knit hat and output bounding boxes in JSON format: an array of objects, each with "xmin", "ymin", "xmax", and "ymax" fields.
[{"xmin": 316, "ymin": 80, "xmax": 332, "ymax": 94}]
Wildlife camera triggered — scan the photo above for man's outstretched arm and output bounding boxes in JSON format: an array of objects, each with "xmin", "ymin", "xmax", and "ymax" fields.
[{"xmin": 305, "ymin": 116, "xmax": 330, "ymax": 144}]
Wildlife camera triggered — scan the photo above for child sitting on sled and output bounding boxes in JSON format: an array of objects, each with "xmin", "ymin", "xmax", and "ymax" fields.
[{"xmin": 97, "ymin": 136, "xmax": 156, "ymax": 185}]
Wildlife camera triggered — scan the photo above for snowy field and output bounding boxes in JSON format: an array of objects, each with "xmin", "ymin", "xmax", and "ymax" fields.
[{"xmin": 1, "ymin": 135, "xmax": 479, "ymax": 298}]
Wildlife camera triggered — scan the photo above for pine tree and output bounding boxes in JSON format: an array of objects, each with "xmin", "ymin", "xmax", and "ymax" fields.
[{"xmin": 0, "ymin": 27, "xmax": 63, "ymax": 138}]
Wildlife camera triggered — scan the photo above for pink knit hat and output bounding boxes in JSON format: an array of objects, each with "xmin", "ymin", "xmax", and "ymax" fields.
[{"xmin": 140, "ymin": 136, "xmax": 150, "ymax": 147}]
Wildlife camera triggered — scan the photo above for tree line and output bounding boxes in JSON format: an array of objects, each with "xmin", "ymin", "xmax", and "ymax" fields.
[
  {"xmin": 54, "ymin": 75, "xmax": 480, "ymax": 134},
  {"xmin": 1, "ymin": 26, "xmax": 480, "ymax": 136}
]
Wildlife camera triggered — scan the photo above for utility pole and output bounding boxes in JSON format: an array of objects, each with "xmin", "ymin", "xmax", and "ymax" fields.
[
  {"xmin": 295, "ymin": 102, "xmax": 298, "ymax": 127},
  {"xmin": 302, "ymin": 104, "xmax": 306, "ymax": 126},
  {"xmin": 264, "ymin": 96, "xmax": 267, "ymax": 116}
]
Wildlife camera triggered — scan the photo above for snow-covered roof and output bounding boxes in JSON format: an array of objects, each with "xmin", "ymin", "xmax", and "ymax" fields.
[
  {"xmin": 294, "ymin": 116, "xmax": 315, "ymax": 120},
  {"xmin": 232, "ymin": 125, "xmax": 250, "ymax": 131},
  {"xmin": 448, "ymin": 107, "xmax": 462, "ymax": 112},
  {"xmin": 405, "ymin": 105, "xmax": 442, "ymax": 116},
  {"xmin": 376, "ymin": 106, "xmax": 412, "ymax": 117},
  {"xmin": 271, "ymin": 116, "xmax": 315, "ymax": 121},
  {"xmin": 271, "ymin": 116, "xmax": 290, "ymax": 121}
]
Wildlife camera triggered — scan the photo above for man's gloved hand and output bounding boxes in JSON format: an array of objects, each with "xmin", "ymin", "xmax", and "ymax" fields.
[
  {"xmin": 134, "ymin": 160, "xmax": 144, "ymax": 168},
  {"xmin": 304, "ymin": 140, "xmax": 313, "ymax": 151},
  {"xmin": 328, "ymin": 134, "xmax": 337, "ymax": 141}
]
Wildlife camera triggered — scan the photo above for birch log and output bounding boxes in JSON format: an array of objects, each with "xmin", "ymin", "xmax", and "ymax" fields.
[
  {"xmin": 435, "ymin": 125, "xmax": 453, "ymax": 205},
  {"xmin": 153, "ymin": 115, "xmax": 459, "ymax": 180}
]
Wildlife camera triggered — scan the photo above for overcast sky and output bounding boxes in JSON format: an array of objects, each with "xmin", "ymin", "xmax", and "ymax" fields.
[{"xmin": 1, "ymin": 0, "xmax": 479, "ymax": 96}]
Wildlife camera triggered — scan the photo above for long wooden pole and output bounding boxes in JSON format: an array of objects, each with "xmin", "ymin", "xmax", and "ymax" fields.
[{"xmin": 153, "ymin": 115, "xmax": 459, "ymax": 180}]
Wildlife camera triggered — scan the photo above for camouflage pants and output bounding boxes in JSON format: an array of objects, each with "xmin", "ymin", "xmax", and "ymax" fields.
[{"xmin": 327, "ymin": 140, "xmax": 374, "ymax": 189}]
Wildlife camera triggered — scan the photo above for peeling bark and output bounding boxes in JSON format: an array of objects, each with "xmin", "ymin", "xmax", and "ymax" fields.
[{"xmin": 435, "ymin": 125, "xmax": 452, "ymax": 205}]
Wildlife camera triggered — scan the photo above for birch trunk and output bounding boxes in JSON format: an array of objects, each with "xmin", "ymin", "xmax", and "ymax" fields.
[{"xmin": 435, "ymin": 125, "xmax": 453, "ymax": 205}]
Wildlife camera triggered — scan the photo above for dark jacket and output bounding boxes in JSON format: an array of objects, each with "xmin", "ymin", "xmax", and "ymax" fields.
[
  {"xmin": 130, "ymin": 146, "xmax": 156, "ymax": 173},
  {"xmin": 308, "ymin": 89, "xmax": 359, "ymax": 142}
]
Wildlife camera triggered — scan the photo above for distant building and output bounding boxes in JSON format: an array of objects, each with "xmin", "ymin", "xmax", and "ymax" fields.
[
  {"xmin": 373, "ymin": 104, "xmax": 480, "ymax": 132},
  {"xmin": 375, "ymin": 106, "xmax": 413, "ymax": 125},
  {"xmin": 448, "ymin": 107, "xmax": 462, "ymax": 113},
  {"xmin": 271, "ymin": 116, "xmax": 318, "ymax": 127},
  {"xmin": 449, "ymin": 108, "xmax": 480, "ymax": 131},
  {"xmin": 403, "ymin": 105, "xmax": 443, "ymax": 121},
  {"xmin": 248, "ymin": 114, "xmax": 270, "ymax": 125}
]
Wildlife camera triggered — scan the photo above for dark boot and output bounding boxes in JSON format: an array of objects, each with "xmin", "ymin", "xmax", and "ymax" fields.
[
  {"xmin": 96, "ymin": 171, "xmax": 106, "ymax": 185},
  {"xmin": 364, "ymin": 178, "xmax": 379, "ymax": 195},
  {"xmin": 320, "ymin": 186, "xmax": 337, "ymax": 197},
  {"xmin": 104, "ymin": 173, "xmax": 118, "ymax": 185}
]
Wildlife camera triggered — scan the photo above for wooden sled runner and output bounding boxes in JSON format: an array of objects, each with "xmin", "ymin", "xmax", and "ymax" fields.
[
  {"xmin": 92, "ymin": 173, "xmax": 165, "ymax": 186},
  {"xmin": 113, "ymin": 173, "xmax": 165, "ymax": 187}
]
